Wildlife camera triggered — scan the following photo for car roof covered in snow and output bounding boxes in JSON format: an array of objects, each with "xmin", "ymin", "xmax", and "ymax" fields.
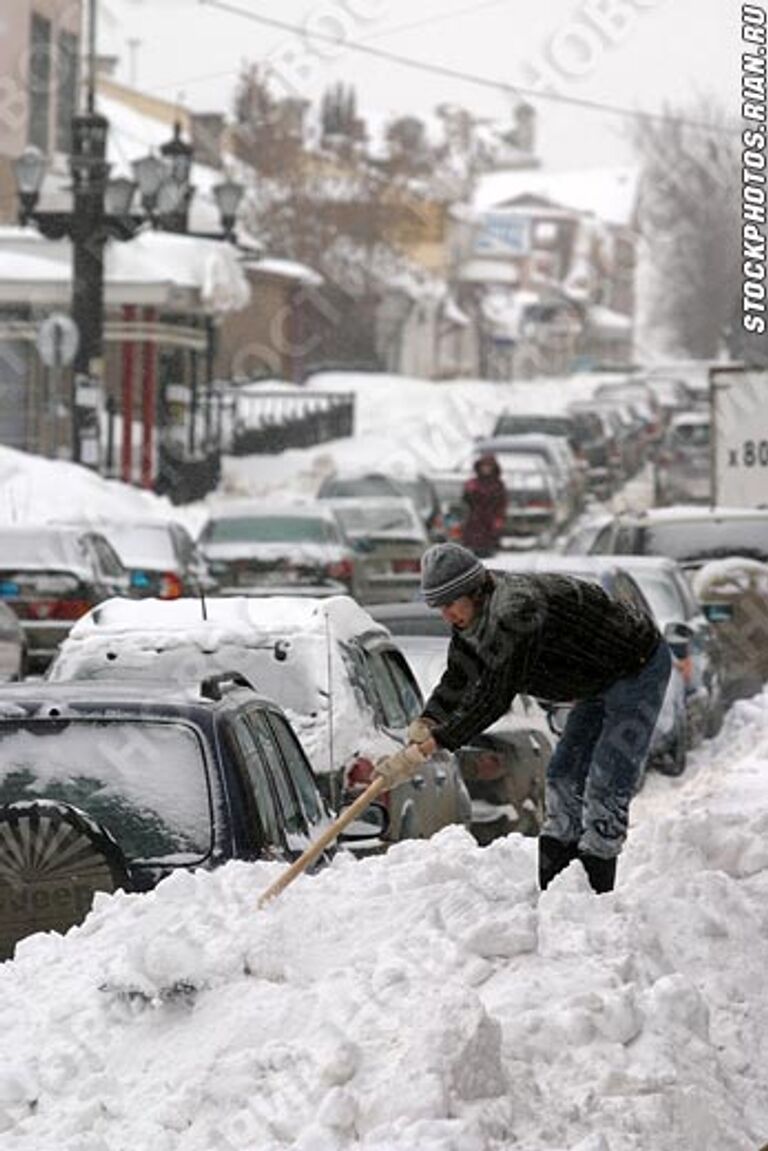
[{"xmin": 64, "ymin": 594, "xmax": 389, "ymax": 645}]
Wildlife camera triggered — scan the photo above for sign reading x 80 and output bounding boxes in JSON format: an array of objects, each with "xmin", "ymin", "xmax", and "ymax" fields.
[{"xmin": 713, "ymin": 367, "xmax": 768, "ymax": 507}]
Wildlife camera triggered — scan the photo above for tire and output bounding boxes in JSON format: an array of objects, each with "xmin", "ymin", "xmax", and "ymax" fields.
[{"xmin": 0, "ymin": 801, "xmax": 131, "ymax": 961}]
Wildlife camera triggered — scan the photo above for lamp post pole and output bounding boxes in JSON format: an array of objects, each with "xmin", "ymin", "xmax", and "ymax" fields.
[{"xmin": 69, "ymin": 107, "xmax": 109, "ymax": 463}]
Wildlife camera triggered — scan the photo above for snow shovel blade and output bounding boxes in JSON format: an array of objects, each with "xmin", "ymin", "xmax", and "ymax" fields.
[{"xmin": 257, "ymin": 744, "xmax": 427, "ymax": 908}]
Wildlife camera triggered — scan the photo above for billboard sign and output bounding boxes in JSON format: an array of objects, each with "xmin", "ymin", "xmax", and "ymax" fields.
[
  {"xmin": 474, "ymin": 212, "xmax": 531, "ymax": 257},
  {"xmin": 712, "ymin": 366, "xmax": 768, "ymax": 507}
]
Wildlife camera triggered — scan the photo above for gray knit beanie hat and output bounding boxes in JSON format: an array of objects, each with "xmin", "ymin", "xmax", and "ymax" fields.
[{"xmin": 420, "ymin": 543, "xmax": 486, "ymax": 607}]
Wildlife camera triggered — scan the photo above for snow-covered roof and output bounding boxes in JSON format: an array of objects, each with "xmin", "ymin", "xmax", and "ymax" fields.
[
  {"xmin": 0, "ymin": 227, "xmax": 249, "ymax": 312},
  {"xmin": 244, "ymin": 257, "xmax": 323, "ymax": 287},
  {"xmin": 473, "ymin": 166, "xmax": 639, "ymax": 227}
]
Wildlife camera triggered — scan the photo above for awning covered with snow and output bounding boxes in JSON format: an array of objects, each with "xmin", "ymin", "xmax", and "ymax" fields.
[{"xmin": 0, "ymin": 227, "xmax": 250, "ymax": 313}]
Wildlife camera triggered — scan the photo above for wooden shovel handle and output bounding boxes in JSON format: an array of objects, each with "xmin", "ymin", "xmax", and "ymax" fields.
[{"xmin": 257, "ymin": 774, "xmax": 388, "ymax": 908}]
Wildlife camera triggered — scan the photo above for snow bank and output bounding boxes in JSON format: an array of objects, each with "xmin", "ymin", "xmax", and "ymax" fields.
[
  {"xmin": 219, "ymin": 372, "xmax": 603, "ymax": 503},
  {"xmin": 3, "ymin": 694, "xmax": 768, "ymax": 1149},
  {"xmin": 0, "ymin": 446, "xmax": 176, "ymax": 527}
]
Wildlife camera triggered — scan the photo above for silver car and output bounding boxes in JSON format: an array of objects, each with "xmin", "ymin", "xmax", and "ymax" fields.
[
  {"xmin": 654, "ymin": 412, "xmax": 711, "ymax": 505},
  {"xmin": 327, "ymin": 497, "xmax": 428, "ymax": 603}
]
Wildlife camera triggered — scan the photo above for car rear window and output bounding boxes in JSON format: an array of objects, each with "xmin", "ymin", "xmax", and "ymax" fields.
[
  {"xmin": 640, "ymin": 519, "xmax": 768, "ymax": 563},
  {"xmin": 0, "ymin": 531, "xmax": 83, "ymax": 567},
  {"xmin": 670, "ymin": 422, "xmax": 710, "ymax": 447},
  {"xmin": 0, "ymin": 719, "xmax": 213, "ymax": 863},
  {"xmin": 494, "ymin": 415, "xmax": 572, "ymax": 437},
  {"xmin": 104, "ymin": 525, "xmax": 176, "ymax": 566},
  {"xmin": 203, "ymin": 516, "xmax": 337, "ymax": 545},
  {"xmin": 333, "ymin": 503, "xmax": 418, "ymax": 535},
  {"xmin": 321, "ymin": 476, "xmax": 396, "ymax": 498}
]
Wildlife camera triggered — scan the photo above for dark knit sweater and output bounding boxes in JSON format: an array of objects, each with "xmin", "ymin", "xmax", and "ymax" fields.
[{"xmin": 423, "ymin": 571, "xmax": 660, "ymax": 752}]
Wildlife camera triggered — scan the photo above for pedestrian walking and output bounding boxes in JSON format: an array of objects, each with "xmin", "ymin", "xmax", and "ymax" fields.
[
  {"xmin": 461, "ymin": 454, "xmax": 507, "ymax": 557},
  {"xmin": 377, "ymin": 543, "xmax": 671, "ymax": 893}
]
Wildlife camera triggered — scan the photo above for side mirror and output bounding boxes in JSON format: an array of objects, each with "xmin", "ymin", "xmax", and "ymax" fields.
[
  {"xmin": 545, "ymin": 703, "xmax": 572, "ymax": 737},
  {"xmin": 663, "ymin": 621, "xmax": 694, "ymax": 645},
  {"xmin": 337, "ymin": 800, "xmax": 389, "ymax": 843},
  {"xmin": 663, "ymin": 621, "xmax": 694, "ymax": 659},
  {"xmin": 701, "ymin": 601, "xmax": 734, "ymax": 623}
]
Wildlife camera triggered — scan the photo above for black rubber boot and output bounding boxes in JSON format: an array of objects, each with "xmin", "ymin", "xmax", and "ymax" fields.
[
  {"xmin": 578, "ymin": 852, "xmax": 617, "ymax": 894},
  {"xmin": 538, "ymin": 835, "xmax": 579, "ymax": 890}
]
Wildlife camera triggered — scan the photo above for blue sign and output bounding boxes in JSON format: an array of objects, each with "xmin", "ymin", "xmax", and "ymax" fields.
[{"xmin": 475, "ymin": 213, "xmax": 530, "ymax": 256}]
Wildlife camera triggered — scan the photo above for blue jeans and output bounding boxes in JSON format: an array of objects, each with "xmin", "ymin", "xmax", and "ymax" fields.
[{"xmin": 541, "ymin": 641, "xmax": 672, "ymax": 859}]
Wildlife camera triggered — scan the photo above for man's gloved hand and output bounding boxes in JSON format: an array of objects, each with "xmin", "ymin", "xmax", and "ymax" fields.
[
  {"xmin": 374, "ymin": 744, "xmax": 426, "ymax": 790},
  {"xmin": 406, "ymin": 717, "xmax": 435, "ymax": 745}
]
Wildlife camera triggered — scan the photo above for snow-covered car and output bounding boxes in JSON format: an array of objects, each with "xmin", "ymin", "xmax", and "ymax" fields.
[
  {"xmin": 368, "ymin": 600, "xmax": 552, "ymax": 842},
  {"xmin": 0, "ymin": 525, "xmax": 128, "ymax": 672},
  {"xmin": 326, "ymin": 497, "xmax": 428, "ymax": 603},
  {"xmin": 0, "ymin": 602, "xmax": 27, "ymax": 682},
  {"xmin": 47, "ymin": 596, "xmax": 471, "ymax": 848},
  {"xmin": 426, "ymin": 460, "xmax": 561, "ymax": 550},
  {"xmin": 692, "ymin": 557, "xmax": 768, "ymax": 703},
  {"xmin": 491, "ymin": 552, "xmax": 692, "ymax": 777},
  {"xmin": 472, "ymin": 434, "xmax": 582, "ymax": 524},
  {"xmin": 0, "ymin": 675, "xmax": 380, "ymax": 960},
  {"xmin": 197, "ymin": 500, "xmax": 362, "ymax": 598},
  {"xmin": 317, "ymin": 470, "xmax": 444, "ymax": 540},
  {"xmin": 653, "ymin": 412, "xmax": 711, "ymax": 506},
  {"xmin": 87, "ymin": 519, "xmax": 216, "ymax": 599}
]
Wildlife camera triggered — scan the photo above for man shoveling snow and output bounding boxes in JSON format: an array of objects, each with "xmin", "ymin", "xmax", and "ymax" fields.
[{"xmin": 376, "ymin": 543, "xmax": 671, "ymax": 893}]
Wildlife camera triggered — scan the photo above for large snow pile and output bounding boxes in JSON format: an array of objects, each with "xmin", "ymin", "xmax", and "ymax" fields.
[
  {"xmin": 0, "ymin": 446, "xmax": 175, "ymax": 527},
  {"xmin": 218, "ymin": 372, "xmax": 603, "ymax": 504},
  {"xmin": 2, "ymin": 695, "xmax": 768, "ymax": 1150}
]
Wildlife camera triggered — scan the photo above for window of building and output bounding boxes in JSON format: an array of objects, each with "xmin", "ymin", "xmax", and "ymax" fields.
[
  {"xmin": 28, "ymin": 13, "xmax": 52, "ymax": 151},
  {"xmin": 56, "ymin": 30, "xmax": 79, "ymax": 154}
]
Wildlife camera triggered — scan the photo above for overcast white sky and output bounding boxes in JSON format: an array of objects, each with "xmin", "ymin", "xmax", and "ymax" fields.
[{"xmin": 100, "ymin": 0, "xmax": 739, "ymax": 169}]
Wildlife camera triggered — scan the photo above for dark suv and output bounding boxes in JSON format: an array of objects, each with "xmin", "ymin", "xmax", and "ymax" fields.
[{"xmin": 0, "ymin": 675, "xmax": 377, "ymax": 960}]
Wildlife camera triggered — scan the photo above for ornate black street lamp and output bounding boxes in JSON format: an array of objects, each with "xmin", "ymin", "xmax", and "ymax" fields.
[{"xmin": 14, "ymin": 2, "xmax": 244, "ymax": 480}]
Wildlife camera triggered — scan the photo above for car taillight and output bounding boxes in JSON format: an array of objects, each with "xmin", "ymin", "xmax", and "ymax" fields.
[
  {"xmin": 344, "ymin": 756, "xmax": 389, "ymax": 805},
  {"xmin": 327, "ymin": 559, "xmax": 353, "ymax": 584},
  {"xmin": 675, "ymin": 653, "xmax": 694, "ymax": 686},
  {"xmin": 392, "ymin": 558, "xmax": 420, "ymax": 573},
  {"xmin": 448, "ymin": 522, "xmax": 463, "ymax": 540},
  {"xmin": 31, "ymin": 599, "xmax": 92, "ymax": 621},
  {"xmin": 159, "ymin": 572, "xmax": 184, "ymax": 599}
]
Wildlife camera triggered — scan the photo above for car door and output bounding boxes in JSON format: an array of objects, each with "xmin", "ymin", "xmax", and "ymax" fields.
[
  {"xmin": 360, "ymin": 642, "xmax": 436, "ymax": 839},
  {"xmin": 224, "ymin": 710, "xmax": 292, "ymax": 861},
  {"xmin": 672, "ymin": 567, "xmax": 725, "ymax": 731},
  {"xmin": 380, "ymin": 646, "xmax": 469, "ymax": 830},
  {"xmin": 245, "ymin": 708, "xmax": 318, "ymax": 860}
]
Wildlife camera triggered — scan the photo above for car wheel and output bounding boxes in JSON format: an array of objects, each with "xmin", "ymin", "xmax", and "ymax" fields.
[{"xmin": 0, "ymin": 801, "xmax": 131, "ymax": 961}]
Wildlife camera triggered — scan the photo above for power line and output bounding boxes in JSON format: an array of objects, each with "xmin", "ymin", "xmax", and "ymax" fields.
[
  {"xmin": 356, "ymin": 0, "xmax": 514, "ymax": 43},
  {"xmin": 198, "ymin": 0, "xmax": 738, "ymax": 136},
  {"xmin": 147, "ymin": 0, "xmax": 513, "ymax": 101}
]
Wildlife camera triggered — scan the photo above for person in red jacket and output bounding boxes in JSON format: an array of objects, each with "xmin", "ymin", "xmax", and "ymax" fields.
[{"xmin": 461, "ymin": 453, "xmax": 507, "ymax": 557}]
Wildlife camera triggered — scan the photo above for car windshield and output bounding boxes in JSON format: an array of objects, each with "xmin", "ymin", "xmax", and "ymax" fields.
[
  {"xmin": 640, "ymin": 519, "xmax": 768, "ymax": 563},
  {"xmin": 494, "ymin": 415, "xmax": 572, "ymax": 437},
  {"xmin": 0, "ymin": 719, "xmax": 212, "ymax": 863},
  {"xmin": 203, "ymin": 516, "xmax": 337, "ymax": 545},
  {"xmin": 103, "ymin": 525, "xmax": 176, "ymax": 566},
  {"xmin": 333, "ymin": 503, "xmax": 416, "ymax": 534}
]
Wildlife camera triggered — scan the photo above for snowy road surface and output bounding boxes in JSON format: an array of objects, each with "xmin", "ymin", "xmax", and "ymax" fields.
[{"xmin": 2, "ymin": 692, "xmax": 768, "ymax": 1150}]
